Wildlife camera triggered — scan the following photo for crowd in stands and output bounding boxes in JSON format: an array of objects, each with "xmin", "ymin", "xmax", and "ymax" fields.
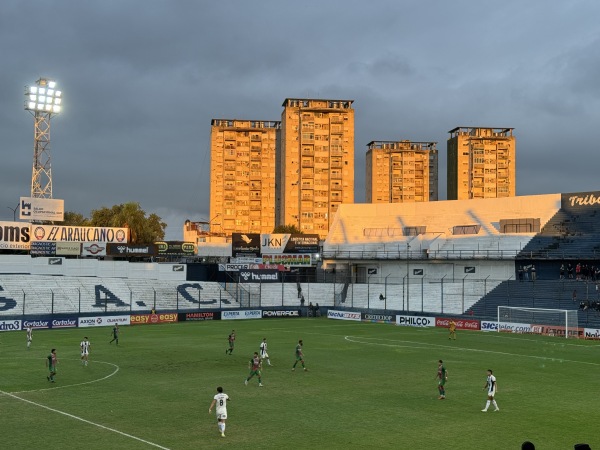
[{"xmin": 560, "ymin": 262, "xmax": 600, "ymax": 281}]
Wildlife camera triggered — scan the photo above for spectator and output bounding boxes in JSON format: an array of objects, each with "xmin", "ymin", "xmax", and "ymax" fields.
[
  {"xmin": 308, "ymin": 302, "xmax": 314, "ymax": 317},
  {"xmin": 379, "ymin": 293, "xmax": 385, "ymax": 301},
  {"xmin": 560, "ymin": 264, "xmax": 565, "ymax": 279},
  {"xmin": 314, "ymin": 303, "xmax": 320, "ymax": 317},
  {"xmin": 576, "ymin": 263, "xmax": 581, "ymax": 280},
  {"xmin": 300, "ymin": 295, "xmax": 305, "ymax": 307},
  {"xmin": 530, "ymin": 265, "xmax": 536, "ymax": 281},
  {"xmin": 567, "ymin": 263, "xmax": 574, "ymax": 279},
  {"xmin": 518, "ymin": 266, "xmax": 524, "ymax": 281},
  {"xmin": 572, "ymin": 289, "xmax": 577, "ymax": 302},
  {"xmin": 524, "ymin": 266, "xmax": 529, "ymax": 281}
]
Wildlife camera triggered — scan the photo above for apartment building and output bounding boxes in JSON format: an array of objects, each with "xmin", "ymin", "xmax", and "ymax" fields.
[
  {"xmin": 277, "ymin": 98, "xmax": 355, "ymax": 238},
  {"xmin": 209, "ymin": 119, "xmax": 280, "ymax": 235},
  {"xmin": 447, "ymin": 127, "xmax": 515, "ymax": 200},
  {"xmin": 366, "ymin": 140, "xmax": 438, "ymax": 203}
]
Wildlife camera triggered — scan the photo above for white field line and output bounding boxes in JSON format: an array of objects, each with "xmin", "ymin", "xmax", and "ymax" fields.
[{"xmin": 344, "ymin": 335, "xmax": 600, "ymax": 366}]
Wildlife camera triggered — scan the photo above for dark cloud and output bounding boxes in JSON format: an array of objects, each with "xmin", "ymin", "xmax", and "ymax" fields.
[{"xmin": 1, "ymin": 0, "xmax": 599, "ymax": 238}]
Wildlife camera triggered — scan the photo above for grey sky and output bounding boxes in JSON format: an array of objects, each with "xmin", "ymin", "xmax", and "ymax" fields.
[{"xmin": 1, "ymin": 0, "xmax": 599, "ymax": 239}]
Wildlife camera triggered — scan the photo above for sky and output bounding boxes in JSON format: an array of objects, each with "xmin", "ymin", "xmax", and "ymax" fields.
[{"xmin": 1, "ymin": 0, "xmax": 599, "ymax": 240}]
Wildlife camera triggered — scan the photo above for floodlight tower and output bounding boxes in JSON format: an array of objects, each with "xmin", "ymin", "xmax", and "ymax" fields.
[{"xmin": 24, "ymin": 78, "xmax": 62, "ymax": 198}]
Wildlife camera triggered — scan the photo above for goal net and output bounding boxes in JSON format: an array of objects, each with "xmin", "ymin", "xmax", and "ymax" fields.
[{"xmin": 497, "ymin": 306, "xmax": 579, "ymax": 339}]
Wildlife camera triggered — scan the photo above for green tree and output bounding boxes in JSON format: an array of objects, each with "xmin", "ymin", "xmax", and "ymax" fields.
[
  {"xmin": 61, "ymin": 211, "xmax": 90, "ymax": 226},
  {"xmin": 89, "ymin": 202, "xmax": 166, "ymax": 244},
  {"xmin": 272, "ymin": 224, "xmax": 303, "ymax": 234}
]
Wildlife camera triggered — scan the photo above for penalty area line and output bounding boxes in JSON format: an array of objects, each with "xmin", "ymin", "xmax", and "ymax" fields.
[{"xmin": 0, "ymin": 389, "xmax": 171, "ymax": 450}]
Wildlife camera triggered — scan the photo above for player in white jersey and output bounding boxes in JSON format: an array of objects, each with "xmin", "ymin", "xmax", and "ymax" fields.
[
  {"xmin": 260, "ymin": 337, "xmax": 272, "ymax": 366},
  {"xmin": 26, "ymin": 326, "xmax": 33, "ymax": 350},
  {"xmin": 80, "ymin": 337, "xmax": 91, "ymax": 366},
  {"xmin": 208, "ymin": 386, "xmax": 230, "ymax": 437},
  {"xmin": 481, "ymin": 369, "xmax": 499, "ymax": 412}
]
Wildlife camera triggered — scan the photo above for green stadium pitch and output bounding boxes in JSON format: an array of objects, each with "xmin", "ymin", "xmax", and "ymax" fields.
[{"xmin": 1, "ymin": 319, "xmax": 598, "ymax": 449}]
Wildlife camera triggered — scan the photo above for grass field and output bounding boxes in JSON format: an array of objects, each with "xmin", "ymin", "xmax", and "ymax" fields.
[{"xmin": 1, "ymin": 318, "xmax": 598, "ymax": 449}]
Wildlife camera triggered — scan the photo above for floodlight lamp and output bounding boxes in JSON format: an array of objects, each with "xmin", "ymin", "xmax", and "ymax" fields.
[
  {"xmin": 39, "ymin": 95, "xmax": 46, "ymax": 103},
  {"xmin": 29, "ymin": 94, "xmax": 36, "ymax": 101},
  {"xmin": 48, "ymin": 81, "xmax": 56, "ymax": 89},
  {"xmin": 54, "ymin": 98, "xmax": 62, "ymax": 105},
  {"xmin": 55, "ymin": 91, "xmax": 62, "ymax": 97},
  {"xmin": 29, "ymin": 86, "xmax": 37, "ymax": 94},
  {"xmin": 47, "ymin": 89, "xmax": 54, "ymax": 96},
  {"xmin": 37, "ymin": 103, "xmax": 44, "ymax": 110},
  {"xmin": 28, "ymin": 102, "xmax": 36, "ymax": 109},
  {"xmin": 45, "ymin": 104, "xmax": 52, "ymax": 111},
  {"xmin": 39, "ymin": 88, "xmax": 46, "ymax": 95},
  {"xmin": 53, "ymin": 105, "xmax": 61, "ymax": 113}
]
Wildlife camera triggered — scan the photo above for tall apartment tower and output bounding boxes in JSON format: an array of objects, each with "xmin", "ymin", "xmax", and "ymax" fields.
[
  {"xmin": 366, "ymin": 140, "xmax": 438, "ymax": 203},
  {"xmin": 447, "ymin": 127, "xmax": 516, "ymax": 200},
  {"xmin": 277, "ymin": 99, "xmax": 355, "ymax": 238},
  {"xmin": 209, "ymin": 119, "xmax": 281, "ymax": 235}
]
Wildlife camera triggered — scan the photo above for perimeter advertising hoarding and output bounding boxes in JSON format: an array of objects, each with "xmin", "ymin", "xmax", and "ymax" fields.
[
  {"xmin": 20, "ymin": 197, "xmax": 64, "ymax": 221},
  {"xmin": 82, "ymin": 242, "xmax": 107, "ymax": 257},
  {"xmin": 395, "ymin": 315, "xmax": 435, "ymax": 327},
  {"xmin": 435, "ymin": 317, "xmax": 480, "ymax": 331},
  {"xmin": 56, "ymin": 242, "xmax": 82, "ymax": 256},
  {"xmin": 262, "ymin": 309, "xmax": 301, "ymax": 318},
  {"xmin": 156, "ymin": 241, "xmax": 196, "ymax": 257},
  {"xmin": 362, "ymin": 312, "xmax": 394, "ymax": 323},
  {"xmin": 0, "ymin": 319, "xmax": 22, "ymax": 332},
  {"xmin": 30, "ymin": 241, "xmax": 56, "ymax": 256},
  {"xmin": 221, "ymin": 310, "xmax": 262, "ymax": 320},
  {"xmin": 30, "ymin": 225, "xmax": 129, "ymax": 243},
  {"xmin": 130, "ymin": 313, "xmax": 178, "ymax": 325},
  {"xmin": 78, "ymin": 315, "xmax": 131, "ymax": 328},
  {"xmin": 238, "ymin": 270, "xmax": 279, "ymax": 282},
  {"xmin": 0, "ymin": 221, "xmax": 30, "ymax": 250},
  {"xmin": 327, "ymin": 310, "xmax": 361, "ymax": 321},
  {"xmin": 106, "ymin": 243, "xmax": 157, "ymax": 257},
  {"xmin": 179, "ymin": 311, "xmax": 221, "ymax": 321},
  {"xmin": 262, "ymin": 254, "xmax": 312, "ymax": 266}
]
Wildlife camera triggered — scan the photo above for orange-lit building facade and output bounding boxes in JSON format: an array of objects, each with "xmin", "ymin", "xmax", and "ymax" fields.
[
  {"xmin": 209, "ymin": 119, "xmax": 280, "ymax": 235},
  {"xmin": 366, "ymin": 140, "xmax": 438, "ymax": 203},
  {"xmin": 447, "ymin": 127, "xmax": 516, "ymax": 200},
  {"xmin": 277, "ymin": 98, "xmax": 355, "ymax": 238}
]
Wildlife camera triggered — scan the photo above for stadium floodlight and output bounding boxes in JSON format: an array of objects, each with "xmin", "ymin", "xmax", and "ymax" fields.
[
  {"xmin": 24, "ymin": 78, "xmax": 63, "ymax": 114},
  {"xmin": 23, "ymin": 77, "xmax": 63, "ymax": 199}
]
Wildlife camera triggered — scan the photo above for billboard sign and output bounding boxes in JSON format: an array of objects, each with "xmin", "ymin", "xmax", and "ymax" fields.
[
  {"xmin": 232, "ymin": 233, "xmax": 260, "ymax": 256},
  {"xmin": 106, "ymin": 244, "xmax": 157, "ymax": 256},
  {"xmin": 260, "ymin": 234, "xmax": 320, "ymax": 254},
  {"xmin": 261, "ymin": 254, "xmax": 312, "ymax": 266},
  {"xmin": 20, "ymin": 197, "xmax": 64, "ymax": 221},
  {"xmin": 82, "ymin": 242, "xmax": 107, "ymax": 257},
  {"xmin": 0, "ymin": 221, "xmax": 31, "ymax": 250},
  {"xmin": 31, "ymin": 225, "xmax": 128, "ymax": 243},
  {"xmin": 156, "ymin": 241, "xmax": 196, "ymax": 256}
]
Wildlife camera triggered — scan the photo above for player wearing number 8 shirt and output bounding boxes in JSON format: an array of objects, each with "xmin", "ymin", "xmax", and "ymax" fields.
[{"xmin": 208, "ymin": 386, "xmax": 230, "ymax": 438}]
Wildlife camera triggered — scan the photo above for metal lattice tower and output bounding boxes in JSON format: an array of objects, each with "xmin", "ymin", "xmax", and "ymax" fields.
[{"xmin": 24, "ymin": 78, "xmax": 62, "ymax": 199}]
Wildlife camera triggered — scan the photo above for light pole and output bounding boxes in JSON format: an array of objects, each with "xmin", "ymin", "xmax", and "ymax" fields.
[
  {"xmin": 7, "ymin": 204, "xmax": 19, "ymax": 221},
  {"xmin": 24, "ymin": 78, "xmax": 62, "ymax": 199}
]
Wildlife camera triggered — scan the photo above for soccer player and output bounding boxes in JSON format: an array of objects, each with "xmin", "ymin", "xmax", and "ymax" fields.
[
  {"xmin": 26, "ymin": 325, "xmax": 33, "ymax": 350},
  {"xmin": 46, "ymin": 348, "xmax": 58, "ymax": 382},
  {"xmin": 259, "ymin": 337, "xmax": 272, "ymax": 366},
  {"xmin": 208, "ymin": 386, "xmax": 230, "ymax": 438},
  {"xmin": 80, "ymin": 336, "xmax": 91, "ymax": 366},
  {"xmin": 109, "ymin": 324, "xmax": 119, "ymax": 345},
  {"xmin": 449, "ymin": 320, "xmax": 457, "ymax": 340},
  {"xmin": 245, "ymin": 352, "xmax": 263, "ymax": 386},
  {"xmin": 481, "ymin": 369, "xmax": 500, "ymax": 412},
  {"xmin": 292, "ymin": 339, "xmax": 308, "ymax": 371},
  {"xmin": 435, "ymin": 359, "xmax": 447, "ymax": 399},
  {"xmin": 226, "ymin": 330, "xmax": 235, "ymax": 355}
]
